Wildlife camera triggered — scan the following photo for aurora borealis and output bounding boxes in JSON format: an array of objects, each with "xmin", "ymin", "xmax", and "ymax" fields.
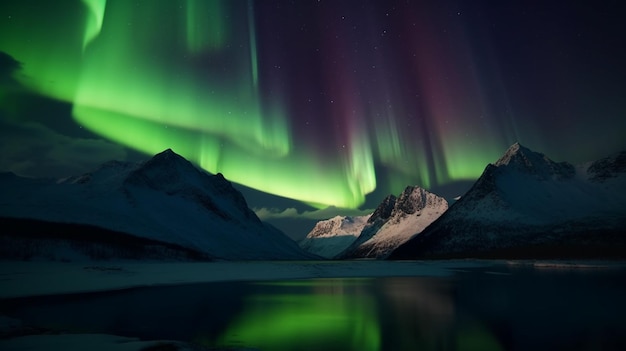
[{"xmin": 1, "ymin": 1, "xmax": 625, "ymax": 220}]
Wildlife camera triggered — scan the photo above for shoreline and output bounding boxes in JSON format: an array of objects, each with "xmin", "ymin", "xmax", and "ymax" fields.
[{"xmin": 1, "ymin": 259, "xmax": 624, "ymax": 300}]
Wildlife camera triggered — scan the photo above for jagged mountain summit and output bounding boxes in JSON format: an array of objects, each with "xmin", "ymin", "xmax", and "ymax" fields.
[
  {"xmin": 0, "ymin": 149, "xmax": 315, "ymax": 260},
  {"xmin": 299, "ymin": 186, "xmax": 448, "ymax": 259},
  {"xmin": 298, "ymin": 215, "xmax": 370, "ymax": 259},
  {"xmin": 340, "ymin": 186, "xmax": 448, "ymax": 259},
  {"xmin": 390, "ymin": 143, "xmax": 626, "ymax": 259}
]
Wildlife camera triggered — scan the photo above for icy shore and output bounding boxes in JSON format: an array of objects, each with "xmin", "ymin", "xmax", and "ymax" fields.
[{"xmin": 0, "ymin": 260, "xmax": 486, "ymax": 299}]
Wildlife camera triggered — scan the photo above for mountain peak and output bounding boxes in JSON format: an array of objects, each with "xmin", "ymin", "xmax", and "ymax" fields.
[
  {"xmin": 494, "ymin": 142, "xmax": 532, "ymax": 167},
  {"xmin": 126, "ymin": 149, "xmax": 201, "ymax": 188},
  {"xmin": 493, "ymin": 143, "xmax": 575, "ymax": 180},
  {"xmin": 394, "ymin": 186, "xmax": 446, "ymax": 215},
  {"xmin": 148, "ymin": 148, "xmax": 187, "ymax": 165},
  {"xmin": 337, "ymin": 185, "xmax": 448, "ymax": 259}
]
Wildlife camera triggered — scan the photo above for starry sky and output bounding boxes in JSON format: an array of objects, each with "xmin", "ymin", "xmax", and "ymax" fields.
[{"xmin": 1, "ymin": 0, "xmax": 625, "ymax": 239}]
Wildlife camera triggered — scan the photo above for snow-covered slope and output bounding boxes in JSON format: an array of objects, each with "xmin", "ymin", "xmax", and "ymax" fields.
[
  {"xmin": 390, "ymin": 143, "xmax": 626, "ymax": 259},
  {"xmin": 0, "ymin": 149, "xmax": 314, "ymax": 260},
  {"xmin": 298, "ymin": 215, "xmax": 370, "ymax": 258},
  {"xmin": 299, "ymin": 186, "xmax": 447, "ymax": 260},
  {"xmin": 340, "ymin": 186, "xmax": 448, "ymax": 259}
]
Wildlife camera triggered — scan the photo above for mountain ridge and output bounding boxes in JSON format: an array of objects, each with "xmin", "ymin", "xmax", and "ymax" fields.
[
  {"xmin": 340, "ymin": 186, "xmax": 448, "ymax": 258},
  {"xmin": 0, "ymin": 149, "xmax": 315, "ymax": 260},
  {"xmin": 389, "ymin": 143, "xmax": 626, "ymax": 259},
  {"xmin": 300, "ymin": 186, "xmax": 447, "ymax": 259}
]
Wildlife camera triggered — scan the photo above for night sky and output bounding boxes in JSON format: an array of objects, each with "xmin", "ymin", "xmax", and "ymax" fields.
[{"xmin": 1, "ymin": 0, "xmax": 625, "ymax": 238}]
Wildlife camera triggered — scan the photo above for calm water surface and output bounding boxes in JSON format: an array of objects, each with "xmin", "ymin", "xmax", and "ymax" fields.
[{"xmin": 2, "ymin": 262, "xmax": 626, "ymax": 350}]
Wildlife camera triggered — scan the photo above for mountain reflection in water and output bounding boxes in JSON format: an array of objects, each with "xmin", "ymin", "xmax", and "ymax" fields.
[{"xmin": 2, "ymin": 263, "xmax": 625, "ymax": 350}]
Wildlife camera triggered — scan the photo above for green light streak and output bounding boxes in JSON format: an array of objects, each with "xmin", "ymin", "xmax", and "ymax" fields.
[
  {"xmin": 443, "ymin": 146, "xmax": 499, "ymax": 180},
  {"xmin": 74, "ymin": 67, "xmax": 290, "ymax": 157},
  {"xmin": 73, "ymin": 105, "xmax": 373, "ymax": 208},
  {"xmin": 81, "ymin": 0, "xmax": 107, "ymax": 50},
  {"xmin": 373, "ymin": 115, "xmax": 435, "ymax": 190},
  {"xmin": 374, "ymin": 115, "xmax": 405, "ymax": 168},
  {"xmin": 413, "ymin": 146, "xmax": 434, "ymax": 189},
  {"xmin": 185, "ymin": 0, "xmax": 227, "ymax": 52},
  {"xmin": 439, "ymin": 130, "xmax": 502, "ymax": 181},
  {"xmin": 247, "ymin": 0, "xmax": 259, "ymax": 87},
  {"xmin": 346, "ymin": 130, "xmax": 377, "ymax": 199}
]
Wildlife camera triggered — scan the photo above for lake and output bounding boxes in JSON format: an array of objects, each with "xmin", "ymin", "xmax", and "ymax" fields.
[{"xmin": 2, "ymin": 261, "xmax": 626, "ymax": 350}]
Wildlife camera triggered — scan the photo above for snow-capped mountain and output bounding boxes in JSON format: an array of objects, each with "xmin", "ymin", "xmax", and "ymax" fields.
[
  {"xmin": 0, "ymin": 149, "xmax": 315, "ymax": 260},
  {"xmin": 298, "ymin": 215, "xmax": 370, "ymax": 258},
  {"xmin": 300, "ymin": 186, "xmax": 447, "ymax": 259},
  {"xmin": 390, "ymin": 143, "xmax": 626, "ymax": 259},
  {"xmin": 340, "ymin": 186, "xmax": 448, "ymax": 259}
]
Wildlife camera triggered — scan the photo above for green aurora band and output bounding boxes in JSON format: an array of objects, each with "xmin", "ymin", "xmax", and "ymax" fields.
[{"xmin": 0, "ymin": 0, "xmax": 504, "ymax": 208}]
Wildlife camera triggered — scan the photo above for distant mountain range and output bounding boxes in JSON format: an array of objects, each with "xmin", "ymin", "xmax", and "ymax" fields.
[
  {"xmin": 390, "ymin": 143, "xmax": 626, "ymax": 259},
  {"xmin": 0, "ymin": 149, "xmax": 315, "ymax": 261},
  {"xmin": 3, "ymin": 144, "xmax": 624, "ymax": 261},
  {"xmin": 300, "ymin": 186, "xmax": 448, "ymax": 259}
]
